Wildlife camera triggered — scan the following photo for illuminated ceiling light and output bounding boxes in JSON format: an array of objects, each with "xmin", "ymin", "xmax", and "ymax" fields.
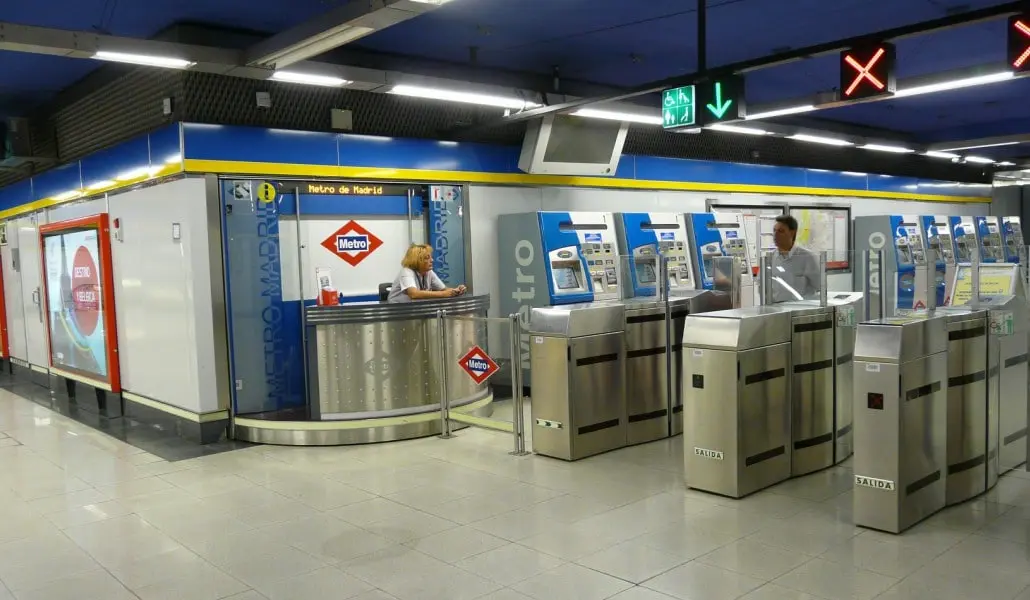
[
  {"xmin": 270, "ymin": 71, "xmax": 352, "ymax": 87},
  {"xmin": 708, "ymin": 124, "xmax": 769, "ymax": 135},
  {"xmin": 923, "ymin": 151, "xmax": 960, "ymax": 159},
  {"xmin": 408, "ymin": 0, "xmax": 454, "ymax": 3},
  {"xmin": 998, "ymin": 161, "xmax": 1017, "ymax": 166},
  {"xmin": 842, "ymin": 171, "xmax": 867, "ymax": 176},
  {"xmin": 789, "ymin": 134, "xmax": 854, "ymax": 147},
  {"xmin": 895, "ymin": 72, "xmax": 1014, "ymax": 97},
  {"xmin": 745, "ymin": 105, "xmax": 816, "ymax": 120},
  {"xmin": 52, "ymin": 190, "xmax": 83, "ymax": 201},
  {"xmin": 86, "ymin": 180, "xmax": 115, "ymax": 190},
  {"xmin": 861, "ymin": 143, "xmax": 914, "ymax": 153},
  {"xmin": 93, "ymin": 51, "xmax": 195, "ymax": 69},
  {"xmin": 571, "ymin": 108, "xmax": 663, "ymax": 125},
  {"xmin": 938, "ymin": 141, "xmax": 1021, "ymax": 152},
  {"xmin": 964, "ymin": 156, "xmax": 996, "ymax": 164},
  {"xmin": 389, "ymin": 85, "xmax": 540, "ymax": 110},
  {"xmin": 165, "ymin": 153, "xmax": 183, "ymax": 164}
]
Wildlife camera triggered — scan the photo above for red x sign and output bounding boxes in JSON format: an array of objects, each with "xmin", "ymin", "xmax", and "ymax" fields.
[
  {"xmin": 1009, "ymin": 16, "xmax": 1030, "ymax": 72},
  {"xmin": 840, "ymin": 43, "xmax": 896, "ymax": 100}
]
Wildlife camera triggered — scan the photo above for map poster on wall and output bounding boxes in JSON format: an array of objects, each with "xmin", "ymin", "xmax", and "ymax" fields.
[
  {"xmin": 790, "ymin": 206, "xmax": 852, "ymax": 272},
  {"xmin": 39, "ymin": 214, "xmax": 121, "ymax": 392}
]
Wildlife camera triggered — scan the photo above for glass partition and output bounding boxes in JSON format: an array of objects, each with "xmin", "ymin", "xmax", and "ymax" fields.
[{"xmin": 758, "ymin": 249, "xmax": 828, "ymax": 306}]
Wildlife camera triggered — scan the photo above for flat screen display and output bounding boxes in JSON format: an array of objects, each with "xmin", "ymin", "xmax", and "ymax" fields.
[
  {"xmin": 637, "ymin": 262, "xmax": 657, "ymax": 284},
  {"xmin": 554, "ymin": 267, "xmax": 581, "ymax": 291},
  {"xmin": 43, "ymin": 227, "xmax": 109, "ymax": 380}
]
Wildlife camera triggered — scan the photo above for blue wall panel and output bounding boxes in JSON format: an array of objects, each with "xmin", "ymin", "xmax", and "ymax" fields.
[
  {"xmin": 32, "ymin": 162, "xmax": 82, "ymax": 202},
  {"xmin": 149, "ymin": 123, "xmax": 183, "ymax": 165},
  {"xmin": 0, "ymin": 180, "xmax": 34, "ymax": 213},
  {"xmin": 80, "ymin": 134, "xmax": 152, "ymax": 186},
  {"xmin": 183, "ymin": 124, "xmax": 338, "ymax": 166}
]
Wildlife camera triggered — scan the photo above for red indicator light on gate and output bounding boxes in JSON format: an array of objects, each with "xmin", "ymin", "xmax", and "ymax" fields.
[
  {"xmin": 1010, "ymin": 16, "xmax": 1030, "ymax": 72},
  {"xmin": 840, "ymin": 43, "xmax": 896, "ymax": 100}
]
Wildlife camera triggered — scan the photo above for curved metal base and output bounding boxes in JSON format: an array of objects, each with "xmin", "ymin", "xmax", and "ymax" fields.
[{"xmin": 232, "ymin": 394, "xmax": 495, "ymax": 446}]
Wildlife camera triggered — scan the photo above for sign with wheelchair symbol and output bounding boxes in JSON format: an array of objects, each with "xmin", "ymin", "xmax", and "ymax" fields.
[{"xmin": 458, "ymin": 346, "xmax": 500, "ymax": 384}]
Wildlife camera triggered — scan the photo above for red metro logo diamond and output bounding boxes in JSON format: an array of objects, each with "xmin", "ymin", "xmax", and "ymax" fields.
[
  {"xmin": 321, "ymin": 220, "xmax": 383, "ymax": 266},
  {"xmin": 458, "ymin": 345, "xmax": 499, "ymax": 384}
]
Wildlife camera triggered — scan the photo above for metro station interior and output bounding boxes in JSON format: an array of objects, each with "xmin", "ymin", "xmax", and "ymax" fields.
[{"xmin": 2, "ymin": 1, "xmax": 1030, "ymax": 599}]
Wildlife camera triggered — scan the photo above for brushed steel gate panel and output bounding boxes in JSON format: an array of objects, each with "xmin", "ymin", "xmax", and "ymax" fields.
[
  {"xmin": 791, "ymin": 314, "xmax": 835, "ymax": 476},
  {"xmin": 570, "ymin": 333, "xmax": 627, "ymax": 458},
  {"xmin": 943, "ymin": 317, "xmax": 988, "ymax": 506}
]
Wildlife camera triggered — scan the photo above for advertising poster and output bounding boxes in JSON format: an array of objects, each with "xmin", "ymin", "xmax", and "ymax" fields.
[{"xmin": 42, "ymin": 226, "xmax": 110, "ymax": 382}]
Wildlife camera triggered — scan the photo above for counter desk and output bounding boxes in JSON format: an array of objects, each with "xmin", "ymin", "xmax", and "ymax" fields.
[{"xmin": 234, "ymin": 294, "xmax": 495, "ymax": 445}]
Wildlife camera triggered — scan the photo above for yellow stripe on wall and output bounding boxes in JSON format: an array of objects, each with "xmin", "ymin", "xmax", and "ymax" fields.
[{"xmin": 184, "ymin": 159, "xmax": 990, "ymax": 204}]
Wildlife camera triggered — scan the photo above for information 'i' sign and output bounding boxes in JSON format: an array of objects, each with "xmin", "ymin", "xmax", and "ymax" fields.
[
  {"xmin": 1009, "ymin": 14, "xmax": 1030, "ymax": 72},
  {"xmin": 840, "ymin": 43, "xmax": 897, "ymax": 100}
]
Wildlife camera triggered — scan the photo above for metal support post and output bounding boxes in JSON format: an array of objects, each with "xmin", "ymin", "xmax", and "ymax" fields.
[
  {"xmin": 819, "ymin": 251, "xmax": 828, "ymax": 306},
  {"xmin": 661, "ymin": 255, "xmax": 674, "ymax": 436},
  {"xmin": 437, "ymin": 310, "xmax": 452, "ymax": 439},
  {"xmin": 509, "ymin": 313, "xmax": 529, "ymax": 455}
]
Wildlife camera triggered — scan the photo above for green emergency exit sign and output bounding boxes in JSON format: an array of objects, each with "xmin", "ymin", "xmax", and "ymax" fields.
[{"xmin": 662, "ymin": 85, "xmax": 697, "ymax": 129}]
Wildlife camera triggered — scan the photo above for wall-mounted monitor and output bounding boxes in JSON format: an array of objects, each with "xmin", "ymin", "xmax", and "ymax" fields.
[
  {"xmin": 518, "ymin": 114, "xmax": 629, "ymax": 177},
  {"xmin": 39, "ymin": 213, "xmax": 121, "ymax": 392}
]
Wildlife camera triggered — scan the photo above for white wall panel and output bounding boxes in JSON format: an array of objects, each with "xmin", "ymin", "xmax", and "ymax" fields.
[
  {"xmin": 2, "ymin": 221, "xmax": 27, "ymax": 361},
  {"xmin": 108, "ymin": 178, "xmax": 222, "ymax": 413},
  {"xmin": 469, "ymin": 184, "xmax": 992, "ymax": 316},
  {"xmin": 280, "ymin": 215, "xmax": 424, "ymax": 302},
  {"xmin": 15, "ymin": 217, "xmax": 50, "ymax": 367}
]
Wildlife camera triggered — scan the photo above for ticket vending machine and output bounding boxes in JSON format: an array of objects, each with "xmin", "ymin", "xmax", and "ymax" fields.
[
  {"xmin": 1001, "ymin": 216, "xmax": 1025, "ymax": 264},
  {"xmin": 975, "ymin": 216, "xmax": 1005, "ymax": 264},
  {"xmin": 949, "ymin": 216, "xmax": 980, "ymax": 265},
  {"xmin": 854, "ymin": 215, "xmax": 932, "ymax": 317},
  {"xmin": 614, "ymin": 213, "xmax": 695, "ymax": 296},
  {"xmin": 922, "ymin": 215, "xmax": 956, "ymax": 307},
  {"xmin": 498, "ymin": 211, "xmax": 623, "ymax": 310},
  {"xmin": 685, "ymin": 212, "xmax": 754, "ymax": 307}
]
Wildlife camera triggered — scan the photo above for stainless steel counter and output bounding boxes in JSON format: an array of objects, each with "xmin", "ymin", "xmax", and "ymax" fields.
[{"xmin": 234, "ymin": 294, "xmax": 494, "ymax": 446}]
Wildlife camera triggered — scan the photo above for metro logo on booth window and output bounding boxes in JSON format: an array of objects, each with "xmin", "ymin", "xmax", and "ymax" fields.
[
  {"xmin": 321, "ymin": 220, "xmax": 383, "ymax": 266},
  {"xmin": 1009, "ymin": 15, "xmax": 1030, "ymax": 72},
  {"xmin": 840, "ymin": 43, "xmax": 896, "ymax": 100}
]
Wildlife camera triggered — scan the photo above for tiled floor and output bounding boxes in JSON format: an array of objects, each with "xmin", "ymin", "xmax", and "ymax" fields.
[{"xmin": 3, "ymin": 388, "xmax": 1030, "ymax": 600}]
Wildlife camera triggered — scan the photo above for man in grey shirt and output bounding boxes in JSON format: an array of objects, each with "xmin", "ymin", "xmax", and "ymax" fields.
[{"xmin": 768, "ymin": 215, "xmax": 822, "ymax": 302}]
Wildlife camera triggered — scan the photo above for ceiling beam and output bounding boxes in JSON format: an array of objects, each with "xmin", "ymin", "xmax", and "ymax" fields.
[
  {"xmin": 479, "ymin": 0, "xmax": 1030, "ymax": 127},
  {"xmin": 245, "ymin": 0, "xmax": 443, "ymax": 69}
]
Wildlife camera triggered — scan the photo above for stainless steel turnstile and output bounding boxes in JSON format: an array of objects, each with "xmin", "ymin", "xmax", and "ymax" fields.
[
  {"xmin": 981, "ymin": 296, "xmax": 1030, "ymax": 474},
  {"xmin": 623, "ymin": 291, "xmax": 731, "ymax": 445},
  {"xmin": 853, "ymin": 314, "xmax": 948, "ymax": 533},
  {"xmin": 683, "ymin": 307, "xmax": 793, "ymax": 498},
  {"xmin": 935, "ymin": 309, "xmax": 990, "ymax": 506},
  {"xmin": 781, "ymin": 304, "xmax": 836, "ymax": 476},
  {"xmin": 829, "ymin": 292, "xmax": 864, "ymax": 464},
  {"xmin": 528, "ymin": 303, "xmax": 627, "ymax": 461}
]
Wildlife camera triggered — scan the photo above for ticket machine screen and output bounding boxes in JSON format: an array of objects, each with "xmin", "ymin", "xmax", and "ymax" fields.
[
  {"xmin": 637, "ymin": 262, "xmax": 657, "ymax": 284},
  {"xmin": 554, "ymin": 267, "xmax": 581, "ymax": 290}
]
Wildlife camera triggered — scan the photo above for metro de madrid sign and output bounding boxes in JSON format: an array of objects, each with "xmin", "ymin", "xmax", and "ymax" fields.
[{"xmin": 321, "ymin": 220, "xmax": 384, "ymax": 266}]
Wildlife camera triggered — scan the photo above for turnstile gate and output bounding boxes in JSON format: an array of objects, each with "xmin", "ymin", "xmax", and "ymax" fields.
[
  {"xmin": 853, "ymin": 314, "xmax": 948, "ymax": 533},
  {"xmin": 683, "ymin": 306, "xmax": 793, "ymax": 498}
]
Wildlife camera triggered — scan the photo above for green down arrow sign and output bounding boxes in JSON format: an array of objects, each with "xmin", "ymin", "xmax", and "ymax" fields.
[{"xmin": 706, "ymin": 82, "xmax": 734, "ymax": 119}]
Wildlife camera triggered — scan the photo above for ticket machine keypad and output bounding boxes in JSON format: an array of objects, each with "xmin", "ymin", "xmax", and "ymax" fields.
[
  {"xmin": 636, "ymin": 240, "xmax": 692, "ymax": 288},
  {"xmin": 583, "ymin": 241, "xmax": 618, "ymax": 298}
]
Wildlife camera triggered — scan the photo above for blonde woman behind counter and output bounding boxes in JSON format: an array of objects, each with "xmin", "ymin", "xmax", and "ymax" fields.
[{"xmin": 387, "ymin": 244, "xmax": 467, "ymax": 303}]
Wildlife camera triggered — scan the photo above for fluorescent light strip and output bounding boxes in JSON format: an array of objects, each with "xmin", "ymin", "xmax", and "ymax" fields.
[
  {"xmin": 842, "ymin": 171, "xmax": 867, "ymax": 176},
  {"xmin": 571, "ymin": 108, "xmax": 663, "ymax": 125},
  {"xmin": 790, "ymin": 134, "xmax": 853, "ymax": 146},
  {"xmin": 938, "ymin": 141, "xmax": 1021, "ymax": 152},
  {"xmin": 895, "ymin": 72, "xmax": 1014, "ymax": 98},
  {"xmin": 708, "ymin": 124, "xmax": 769, "ymax": 135},
  {"xmin": 745, "ymin": 105, "xmax": 816, "ymax": 120},
  {"xmin": 923, "ymin": 151, "xmax": 960, "ymax": 159},
  {"xmin": 93, "ymin": 51, "xmax": 195, "ymax": 69},
  {"xmin": 964, "ymin": 156, "xmax": 995, "ymax": 164},
  {"xmin": 271, "ymin": 71, "xmax": 351, "ymax": 87},
  {"xmin": 861, "ymin": 144, "xmax": 914, "ymax": 153},
  {"xmin": 389, "ymin": 85, "xmax": 540, "ymax": 110},
  {"xmin": 52, "ymin": 191, "xmax": 83, "ymax": 201},
  {"xmin": 998, "ymin": 161, "xmax": 1017, "ymax": 166},
  {"xmin": 86, "ymin": 180, "xmax": 115, "ymax": 190},
  {"xmin": 116, "ymin": 167, "xmax": 151, "ymax": 181}
]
